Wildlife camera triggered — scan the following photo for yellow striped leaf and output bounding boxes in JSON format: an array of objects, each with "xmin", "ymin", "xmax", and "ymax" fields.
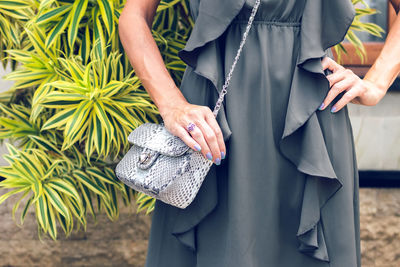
[
  {"xmin": 0, "ymin": 0, "xmax": 30, "ymax": 9},
  {"xmin": 64, "ymin": 100, "xmax": 92, "ymax": 141},
  {"xmin": 45, "ymin": 11, "xmax": 71, "ymax": 49},
  {"xmin": 78, "ymin": 181, "xmax": 96, "ymax": 220},
  {"xmin": 35, "ymin": 194, "xmax": 49, "ymax": 231},
  {"xmin": 63, "ymin": 195, "xmax": 85, "ymax": 226},
  {"xmin": 93, "ymin": 101, "xmax": 114, "ymax": 143},
  {"xmin": 0, "ymin": 187, "xmax": 27, "ymax": 205},
  {"xmin": 73, "ymin": 170, "xmax": 108, "ymax": 199},
  {"xmin": 67, "ymin": 0, "xmax": 88, "ymax": 48},
  {"xmin": 46, "ymin": 200, "xmax": 57, "ymax": 240},
  {"xmin": 20, "ymin": 195, "xmax": 33, "ymax": 225},
  {"xmin": 86, "ymin": 167, "xmax": 122, "ymax": 189},
  {"xmin": 48, "ymin": 179, "xmax": 81, "ymax": 201},
  {"xmin": 37, "ymin": 4, "xmax": 72, "ymax": 25},
  {"xmin": 47, "ymin": 80, "xmax": 88, "ymax": 94},
  {"xmin": 0, "ymin": 7, "xmax": 28, "ymax": 19},
  {"xmin": 40, "ymin": 92, "xmax": 85, "ymax": 107},
  {"xmin": 79, "ymin": 24, "xmax": 91, "ymax": 64},
  {"xmin": 44, "ymin": 186, "xmax": 70, "ymax": 221},
  {"xmin": 97, "ymin": 0, "xmax": 114, "ymax": 37},
  {"xmin": 11, "ymin": 188, "xmax": 31, "ymax": 224},
  {"xmin": 41, "ymin": 108, "xmax": 75, "ymax": 130}
]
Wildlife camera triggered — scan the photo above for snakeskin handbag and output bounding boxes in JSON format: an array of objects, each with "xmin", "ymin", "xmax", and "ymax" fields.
[{"xmin": 115, "ymin": 0, "xmax": 261, "ymax": 209}]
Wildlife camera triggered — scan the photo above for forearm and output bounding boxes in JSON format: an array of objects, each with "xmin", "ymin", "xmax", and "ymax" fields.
[
  {"xmin": 363, "ymin": 3, "xmax": 400, "ymax": 92},
  {"xmin": 118, "ymin": 3, "xmax": 188, "ymax": 115}
]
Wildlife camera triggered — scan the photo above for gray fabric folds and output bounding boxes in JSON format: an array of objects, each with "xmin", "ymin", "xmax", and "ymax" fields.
[{"xmin": 145, "ymin": 1, "xmax": 360, "ymax": 266}]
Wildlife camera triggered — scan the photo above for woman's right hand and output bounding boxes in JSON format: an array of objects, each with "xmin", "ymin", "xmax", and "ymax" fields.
[
  {"xmin": 118, "ymin": 1, "xmax": 226, "ymax": 165},
  {"xmin": 159, "ymin": 100, "xmax": 226, "ymax": 165}
]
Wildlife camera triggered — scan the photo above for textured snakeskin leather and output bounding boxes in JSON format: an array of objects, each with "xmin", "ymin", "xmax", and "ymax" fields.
[{"xmin": 115, "ymin": 123, "xmax": 213, "ymax": 209}]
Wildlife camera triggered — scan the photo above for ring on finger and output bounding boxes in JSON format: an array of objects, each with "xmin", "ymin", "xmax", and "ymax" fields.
[{"xmin": 186, "ymin": 122, "xmax": 196, "ymax": 133}]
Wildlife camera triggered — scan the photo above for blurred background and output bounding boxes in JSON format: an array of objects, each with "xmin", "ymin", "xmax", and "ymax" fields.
[{"xmin": 0, "ymin": 0, "xmax": 399, "ymax": 266}]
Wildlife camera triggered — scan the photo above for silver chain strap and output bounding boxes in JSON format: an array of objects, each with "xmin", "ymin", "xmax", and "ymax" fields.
[{"xmin": 212, "ymin": 0, "xmax": 261, "ymax": 117}]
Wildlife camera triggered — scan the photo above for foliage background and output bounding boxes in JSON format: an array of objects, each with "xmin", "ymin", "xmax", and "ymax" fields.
[{"xmin": 0, "ymin": 0, "xmax": 383, "ymax": 241}]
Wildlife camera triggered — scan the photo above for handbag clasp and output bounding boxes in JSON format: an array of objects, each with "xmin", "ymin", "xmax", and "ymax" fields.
[
  {"xmin": 139, "ymin": 151, "xmax": 151, "ymax": 164},
  {"xmin": 137, "ymin": 148, "xmax": 159, "ymax": 170}
]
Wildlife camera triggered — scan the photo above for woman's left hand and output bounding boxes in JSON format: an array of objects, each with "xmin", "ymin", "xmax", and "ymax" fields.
[{"xmin": 319, "ymin": 56, "xmax": 387, "ymax": 113}]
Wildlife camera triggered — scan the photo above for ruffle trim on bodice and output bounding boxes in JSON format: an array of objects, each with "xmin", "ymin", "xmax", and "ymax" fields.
[{"xmin": 171, "ymin": 0, "xmax": 355, "ymax": 263}]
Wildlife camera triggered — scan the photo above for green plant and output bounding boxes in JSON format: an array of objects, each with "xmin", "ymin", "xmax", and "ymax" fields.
[
  {"xmin": 0, "ymin": 0, "xmax": 383, "ymax": 240},
  {"xmin": 334, "ymin": 0, "xmax": 385, "ymax": 63},
  {"xmin": 0, "ymin": 0, "xmax": 192, "ymax": 240}
]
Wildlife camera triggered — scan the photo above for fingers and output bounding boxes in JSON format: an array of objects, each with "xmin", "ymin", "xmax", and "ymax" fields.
[
  {"xmin": 193, "ymin": 117, "xmax": 222, "ymax": 164},
  {"xmin": 163, "ymin": 103, "xmax": 226, "ymax": 165},
  {"xmin": 321, "ymin": 56, "xmax": 344, "ymax": 73},
  {"xmin": 204, "ymin": 109, "xmax": 226, "ymax": 160},
  {"xmin": 330, "ymin": 86, "xmax": 359, "ymax": 112},
  {"xmin": 326, "ymin": 68, "xmax": 347, "ymax": 87},
  {"xmin": 186, "ymin": 119, "xmax": 214, "ymax": 159},
  {"xmin": 175, "ymin": 126, "xmax": 202, "ymax": 152},
  {"xmin": 320, "ymin": 72, "xmax": 354, "ymax": 111},
  {"xmin": 319, "ymin": 61, "xmax": 361, "ymax": 112},
  {"xmin": 175, "ymin": 122, "xmax": 214, "ymax": 162}
]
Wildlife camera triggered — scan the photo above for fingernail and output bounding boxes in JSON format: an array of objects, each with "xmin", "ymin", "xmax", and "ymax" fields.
[
  {"xmin": 331, "ymin": 106, "xmax": 337, "ymax": 113},
  {"xmin": 194, "ymin": 144, "xmax": 201, "ymax": 151},
  {"xmin": 215, "ymin": 158, "xmax": 221, "ymax": 165},
  {"xmin": 221, "ymin": 151, "xmax": 226, "ymax": 159},
  {"xmin": 206, "ymin": 152, "xmax": 212, "ymax": 160},
  {"xmin": 318, "ymin": 103, "xmax": 325, "ymax": 110}
]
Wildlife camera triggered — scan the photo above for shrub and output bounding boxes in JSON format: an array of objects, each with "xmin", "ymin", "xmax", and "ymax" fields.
[{"xmin": 0, "ymin": 0, "xmax": 383, "ymax": 240}]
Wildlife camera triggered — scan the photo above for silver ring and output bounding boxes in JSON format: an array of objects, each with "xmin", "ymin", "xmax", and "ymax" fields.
[{"xmin": 186, "ymin": 122, "xmax": 196, "ymax": 133}]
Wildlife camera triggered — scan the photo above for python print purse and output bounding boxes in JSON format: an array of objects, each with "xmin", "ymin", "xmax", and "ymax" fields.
[{"xmin": 115, "ymin": 0, "xmax": 261, "ymax": 209}]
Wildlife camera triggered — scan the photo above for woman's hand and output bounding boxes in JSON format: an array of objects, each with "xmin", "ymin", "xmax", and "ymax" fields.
[
  {"xmin": 159, "ymin": 100, "xmax": 226, "ymax": 165},
  {"xmin": 119, "ymin": 1, "xmax": 225, "ymax": 165},
  {"xmin": 319, "ymin": 57, "xmax": 386, "ymax": 113}
]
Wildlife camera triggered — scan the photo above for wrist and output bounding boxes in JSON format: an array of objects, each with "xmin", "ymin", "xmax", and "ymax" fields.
[
  {"xmin": 362, "ymin": 76, "xmax": 387, "ymax": 93},
  {"xmin": 360, "ymin": 78, "xmax": 387, "ymax": 105},
  {"xmin": 157, "ymin": 93, "xmax": 188, "ymax": 117}
]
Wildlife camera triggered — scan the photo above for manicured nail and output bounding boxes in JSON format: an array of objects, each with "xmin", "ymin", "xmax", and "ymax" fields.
[
  {"xmin": 318, "ymin": 103, "xmax": 325, "ymax": 110},
  {"xmin": 331, "ymin": 106, "xmax": 337, "ymax": 113},
  {"xmin": 194, "ymin": 144, "xmax": 201, "ymax": 151},
  {"xmin": 215, "ymin": 158, "xmax": 221, "ymax": 165},
  {"xmin": 206, "ymin": 152, "xmax": 212, "ymax": 160},
  {"xmin": 221, "ymin": 151, "xmax": 226, "ymax": 159}
]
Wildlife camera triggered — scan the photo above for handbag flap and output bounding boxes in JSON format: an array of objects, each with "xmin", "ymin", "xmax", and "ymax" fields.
[{"xmin": 128, "ymin": 122, "xmax": 191, "ymax": 157}]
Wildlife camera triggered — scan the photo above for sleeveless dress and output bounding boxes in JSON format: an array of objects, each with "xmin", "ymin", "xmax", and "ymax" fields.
[{"xmin": 144, "ymin": 0, "xmax": 361, "ymax": 266}]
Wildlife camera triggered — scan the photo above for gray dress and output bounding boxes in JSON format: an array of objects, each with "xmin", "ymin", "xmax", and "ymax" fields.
[{"xmin": 145, "ymin": 0, "xmax": 361, "ymax": 266}]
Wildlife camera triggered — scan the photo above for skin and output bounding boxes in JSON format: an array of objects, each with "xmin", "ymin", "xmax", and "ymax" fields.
[
  {"xmin": 118, "ymin": 0, "xmax": 226, "ymax": 165},
  {"xmin": 320, "ymin": 0, "xmax": 400, "ymax": 113},
  {"xmin": 119, "ymin": 0, "xmax": 400, "ymax": 163}
]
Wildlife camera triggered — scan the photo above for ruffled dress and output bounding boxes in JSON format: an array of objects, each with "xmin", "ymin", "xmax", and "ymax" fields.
[{"xmin": 144, "ymin": 0, "xmax": 361, "ymax": 266}]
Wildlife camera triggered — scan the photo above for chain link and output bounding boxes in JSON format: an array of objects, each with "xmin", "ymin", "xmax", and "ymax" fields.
[{"xmin": 212, "ymin": 0, "xmax": 261, "ymax": 117}]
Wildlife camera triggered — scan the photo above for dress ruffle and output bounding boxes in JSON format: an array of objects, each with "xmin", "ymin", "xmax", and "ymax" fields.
[
  {"xmin": 171, "ymin": 0, "xmax": 247, "ymax": 252},
  {"xmin": 178, "ymin": 0, "xmax": 248, "ymax": 142},
  {"xmin": 280, "ymin": 0, "xmax": 355, "ymax": 261},
  {"xmin": 172, "ymin": 0, "xmax": 355, "ymax": 262}
]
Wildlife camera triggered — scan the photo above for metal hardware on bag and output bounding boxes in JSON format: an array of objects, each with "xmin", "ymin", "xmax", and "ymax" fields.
[
  {"xmin": 137, "ymin": 148, "xmax": 160, "ymax": 170},
  {"xmin": 139, "ymin": 151, "xmax": 151, "ymax": 164}
]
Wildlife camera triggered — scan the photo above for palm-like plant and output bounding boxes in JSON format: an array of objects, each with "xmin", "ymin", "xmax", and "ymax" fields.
[
  {"xmin": 334, "ymin": 0, "xmax": 385, "ymax": 63},
  {"xmin": 0, "ymin": 0, "xmax": 384, "ymax": 240},
  {"xmin": 0, "ymin": 0, "xmax": 192, "ymax": 240}
]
